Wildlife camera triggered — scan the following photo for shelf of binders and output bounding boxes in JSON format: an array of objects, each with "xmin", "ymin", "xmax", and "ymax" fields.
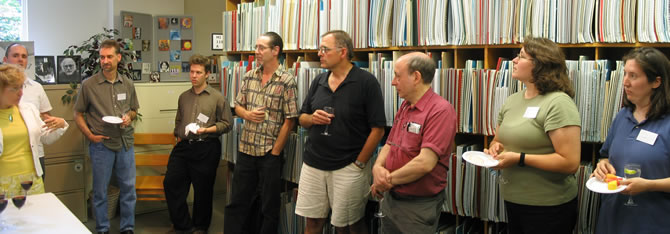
[{"xmin": 218, "ymin": 0, "xmax": 670, "ymax": 232}]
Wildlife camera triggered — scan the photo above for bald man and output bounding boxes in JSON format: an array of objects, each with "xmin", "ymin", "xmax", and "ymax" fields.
[
  {"xmin": 370, "ymin": 52, "xmax": 457, "ymax": 233},
  {"xmin": 3, "ymin": 43, "xmax": 66, "ymax": 180}
]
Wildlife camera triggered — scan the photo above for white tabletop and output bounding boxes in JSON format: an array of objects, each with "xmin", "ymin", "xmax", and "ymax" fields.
[{"xmin": 1, "ymin": 192, "xmax": 90, "ymax": 234}]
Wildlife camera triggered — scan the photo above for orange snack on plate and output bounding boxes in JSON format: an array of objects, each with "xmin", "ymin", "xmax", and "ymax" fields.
[{"xmin": 606, "ymin": 174, "xmax": 617, "ymax": 180}]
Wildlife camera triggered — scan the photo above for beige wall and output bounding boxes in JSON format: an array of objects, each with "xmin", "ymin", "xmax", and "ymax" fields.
[
  {"xmin": 28, "ymin": 0, "xmax": 111, "ymax": 55},
  {"xmin": 112, "ymin": 0, "xmax": 185, "ymax": 29},
  {"xmin": 184, "ymin": 0, "xmax": 227, "ymax": 56}
]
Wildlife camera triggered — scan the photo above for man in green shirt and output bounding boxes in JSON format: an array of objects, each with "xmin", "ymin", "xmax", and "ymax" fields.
[
  {"xmin": 74, "ymin": 39, "xmax": 139, "ymax": 234},
  {"xmin": 163, "ymin": 54, "xmax": 232, "ymax": 234}
]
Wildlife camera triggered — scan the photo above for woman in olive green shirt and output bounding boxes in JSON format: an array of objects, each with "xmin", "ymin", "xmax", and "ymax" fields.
[{"xmin": 484, "ymin": 37, "xmax": 581, "ymax": 234}]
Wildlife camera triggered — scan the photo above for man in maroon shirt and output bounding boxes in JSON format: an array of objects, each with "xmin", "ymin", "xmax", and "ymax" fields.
[{"xmin": 371, "ymin": 52, "xmax": 457, "ymax": 233}]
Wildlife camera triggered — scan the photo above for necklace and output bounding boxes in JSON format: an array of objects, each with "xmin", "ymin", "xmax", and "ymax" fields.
[{"xmin": 8, "ymin": 113, "xmax": 12, "ymax": 122}]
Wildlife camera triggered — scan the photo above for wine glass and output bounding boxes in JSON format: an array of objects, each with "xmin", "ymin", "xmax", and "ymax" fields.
[
  {"xmin": 20, "ymin": 180, "xmax": 33, "ymax": 195},
  {"xmin": 321, "ymin": 106, "xmax": 334, "ymax": 136},
  {"xmin": 374, "ymin": 196, "xmax": 385, "ymax": 234},
  {"xmin": 192, "ymin": 104, "xmax": 205, "ymax": 141},
  {"xmin": 0, "ymin": 190, "xmax": 7, "ymax": 230},
  {"xmin": 11, "ymin": 192, "xmax": 26, "ymax": 210},
  {"xmin": 623, "ymin": 163, "xmax": 641, "ymax": 206}
]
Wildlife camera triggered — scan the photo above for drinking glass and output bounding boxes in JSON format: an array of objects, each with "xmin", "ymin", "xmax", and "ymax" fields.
[
  {"xmin": 11, "ymin": 192, "xmax": 25, "ymax": 210},
  {"xmin": 192, "ymin": 104, "xmax": 205, "ymax": 141},
  {"xmin": 321, "ymin": 106, "xmax": 334, "ymax": 136},
  {"xmin": 0, "ymin": 190, "xmax": 7, "ymax": 230},
  {"xmin": 20, "ymin": 180, "xmax": 32, "ymax": 196},
  {"xmin": 623, "ymin": 163, "xmax": 641, "ymax": 206}
]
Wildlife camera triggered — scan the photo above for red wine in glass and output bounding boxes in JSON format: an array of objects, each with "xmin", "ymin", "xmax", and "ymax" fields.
[
  {"xmin": 0, "ymin": 199, "xmax": 7, "ymax": 213},
  {"xmin": 20, "ymin": 181, "xmax": 33, "ymax": 192},
  {"xmin": 12, "ymin": 196, "xmax": 26, "ymax": 209}
]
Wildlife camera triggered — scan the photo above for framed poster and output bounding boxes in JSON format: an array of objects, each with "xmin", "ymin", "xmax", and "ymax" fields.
[
  {"xmin": 34, "ymin": 56, "xmax": 56, "ymax": 84},
  {"xmin": 211, "ymin": 33, "xmax": 223, "ymax": 50},
  {"xmin": 56, "ymin": 56, "xmax": 81, "ymax": 84}
]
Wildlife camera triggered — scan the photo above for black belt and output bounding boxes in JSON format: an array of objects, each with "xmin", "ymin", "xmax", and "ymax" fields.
[{"xmin": 185, "ymin": 137, "xmax": 218, "ymax": 144}]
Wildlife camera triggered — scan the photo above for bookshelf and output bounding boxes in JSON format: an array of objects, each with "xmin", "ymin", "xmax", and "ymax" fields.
[{"xmin": 217, "ymin": 0, "xmax": 670, "ymax": 233}]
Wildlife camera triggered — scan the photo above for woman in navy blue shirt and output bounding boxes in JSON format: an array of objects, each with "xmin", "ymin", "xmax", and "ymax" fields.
[{"xmin": 593, "ymin": 47, "xmax": 670, "ymax": 233}]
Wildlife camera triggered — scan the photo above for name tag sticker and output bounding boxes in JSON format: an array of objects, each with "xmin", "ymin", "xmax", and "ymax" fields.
[
  {"xmin": 408, "ymin": 122, "xmax": 421, "ymax": 134},
  {"xmin": 117, "ymin": 93, "xmax": 127, "ymax": 101},
  {"xmin": 636, "ymin": 129, "xmax": 658, "ymax": 145},
  {"xmin": 197, "ymin": 113, "xmax": 209, "ymax": 123},
  {"xmin": 523, "ymin": 107, "xmax": 540, "ymax": 119}
]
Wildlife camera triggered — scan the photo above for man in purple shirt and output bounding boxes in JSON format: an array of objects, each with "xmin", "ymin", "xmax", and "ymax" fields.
[{"xmin": 371, "ymin": 52, "xmax": 457, "ymax": 233}]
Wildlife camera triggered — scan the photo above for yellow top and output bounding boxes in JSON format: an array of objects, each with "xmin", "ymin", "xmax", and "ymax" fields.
[{"xmin": 0, "ymin": 106, "xmax": 35, "ymax": 177}]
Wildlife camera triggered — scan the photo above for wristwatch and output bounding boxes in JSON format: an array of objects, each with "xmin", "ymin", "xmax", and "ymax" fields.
[
  {"xmin": 354, "ymin": 160, "xmax": 366, "ymax": 169},
  {"xmin": 518, "ymin": 152, "xmax": 526, "ymax": 167}
]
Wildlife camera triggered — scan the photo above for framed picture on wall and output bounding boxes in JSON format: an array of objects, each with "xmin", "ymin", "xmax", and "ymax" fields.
[
  {"xmin": 34, "ymin": 56, "xmax": 56, "ymax": 84},
  {"xmin": 211, "ymin": 33, "xmax": 223, "ymax": 50},
  {"xmin": 56, "ymin": 55, "xmax": 81, "ymax": 84}
]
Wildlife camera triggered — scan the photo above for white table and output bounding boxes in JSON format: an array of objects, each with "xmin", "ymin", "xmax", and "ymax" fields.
[{"xmin": 1, "ymin": 192, "xmax": 90, "ymax": 234}]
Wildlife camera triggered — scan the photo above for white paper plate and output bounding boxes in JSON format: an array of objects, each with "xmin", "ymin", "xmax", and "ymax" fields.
[
  {"xmin": 462, "ymin": 151, "xmax": 499, "ymax": 168},
  {"xmin": 102, "ymin": 116, "xmax": 123, "ymax": 124},
  {"xmin": 585, "ymin": 177, "xmax": 627, "ymax": 194}
]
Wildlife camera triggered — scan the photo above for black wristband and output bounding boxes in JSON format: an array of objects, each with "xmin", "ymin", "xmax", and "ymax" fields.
[{"xmin": 519, "ymin": 152, "xmax": 525, "ymax": 167}]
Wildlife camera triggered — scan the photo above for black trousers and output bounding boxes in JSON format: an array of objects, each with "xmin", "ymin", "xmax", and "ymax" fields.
[
  {"xmin": 224, "ymin": 151, "xmax": 282, "ymax": 234},
  {"xmin": 163, "ymin": 138, "xmax": 221, "ymax": 231},
  {"xmin": 505, "ymin": 197, "xmax": 578, "ymax": 234}
]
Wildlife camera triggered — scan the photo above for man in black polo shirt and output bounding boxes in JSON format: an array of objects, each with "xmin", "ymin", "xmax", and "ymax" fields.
[
  {"xmin": 295, "ymin": 30, "xmax": 386, "ymax": 234},
  {"xmin": 163, "ymin": 54, "xmax": 232, "ymax": 234}
]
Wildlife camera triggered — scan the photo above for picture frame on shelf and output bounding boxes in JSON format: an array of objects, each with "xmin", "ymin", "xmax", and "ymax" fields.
[
  {"xmin": 211, "ymin": 33, "xmax": 223, "ymax": 50},
  {"xmin": 34, "ymin": 56, "xmax": 56, "ymax": 84},
  {"xmin": 56, "ymin": 55, "xmax": 82, "ymax": 84}
]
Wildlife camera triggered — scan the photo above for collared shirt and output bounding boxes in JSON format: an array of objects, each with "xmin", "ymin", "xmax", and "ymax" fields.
[
  {"xmin": 386, "ymin": 89, "xmax": 457, "ymax": 197},
  {"xmin": 596, "ymin": 108, "xmax": 670, "ymax": 234},
  {"xmin": 20, "ymin": 78, "xmax": 52, "ymax": 113},
  {"xmin": 174, "ymin": 85, "xmax": 233, "ymax": 139},
  {"xmin": 300, "ymin": 65, "xmax": 387, "ymax": 170},
  {"xmin": 74, "ymin": 72, "xmax": 139, "ymax": 151},
  {"xmin": 235, "ymin": 66, "xmax": 299, "ymax": 156}
]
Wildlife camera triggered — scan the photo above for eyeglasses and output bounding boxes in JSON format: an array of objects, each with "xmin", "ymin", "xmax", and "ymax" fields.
[
  {"xmin": 6, "ymin": 85, "xmax": 23, "ymax": 93},
  {"xmin": 318, "ymin": 46, "xmax": 342, "ymax": 54},
  {"xmin": 517, "ymin": 53, "xmax": 531, "ymax": 60},
  {"xmin": 254, "ymin": 45, "xmax": 270, "ymax": 51}
]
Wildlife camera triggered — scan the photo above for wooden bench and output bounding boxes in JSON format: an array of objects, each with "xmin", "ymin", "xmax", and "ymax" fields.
[{"xmin": 134, "ymin": 133, "xmax": 176, "ymax": 201}]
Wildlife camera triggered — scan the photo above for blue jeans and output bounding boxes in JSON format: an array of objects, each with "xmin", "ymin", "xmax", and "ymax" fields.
[{"xmin": 89, "ymin": 142, "xmax": 136, "ymax": 232}]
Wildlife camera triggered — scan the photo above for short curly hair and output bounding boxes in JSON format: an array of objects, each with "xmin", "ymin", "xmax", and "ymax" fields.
[
  {"xmin": 0, "ymin": 64, "xmax": 26, "ymax": 90},
  {"xmin": 189, "ymin": 54, "xmax": 211, "ymax": 73}
]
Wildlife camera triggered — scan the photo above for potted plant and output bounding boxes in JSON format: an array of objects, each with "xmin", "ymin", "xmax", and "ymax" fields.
[{"xmin": 61, "ymin": 28, "xmax": 135, "ymax": 104}]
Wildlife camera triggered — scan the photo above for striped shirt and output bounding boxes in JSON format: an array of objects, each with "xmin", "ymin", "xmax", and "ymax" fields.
[{"xmin": 235, "ymin": 66, "xmax": 299, "ymax": 156}]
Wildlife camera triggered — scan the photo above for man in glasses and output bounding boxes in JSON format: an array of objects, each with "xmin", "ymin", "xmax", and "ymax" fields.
[
  {"xmin": 371, "ymin": 52, "xmax": 456, "ymax": 233},
  {"xmin": 296, "ymin": 30, "xmax": 386, "ymax": 234},
  {"xmin": 225, "ymin": 31, "xmax": 299, "ymax": 234},
  {"xmin": 3, "ymin": 43, "xmax": 66, "ymax": 181}
]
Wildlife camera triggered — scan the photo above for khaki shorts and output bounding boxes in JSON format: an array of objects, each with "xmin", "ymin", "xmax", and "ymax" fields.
[{"xmin": 295, "ymin": 162, "xmax": 370, "ymax": 227}]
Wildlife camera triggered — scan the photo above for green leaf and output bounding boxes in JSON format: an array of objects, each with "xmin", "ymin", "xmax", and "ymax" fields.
[{"xmin": 66, "ymin": 89, "xmax": 73, "ymax": 94}]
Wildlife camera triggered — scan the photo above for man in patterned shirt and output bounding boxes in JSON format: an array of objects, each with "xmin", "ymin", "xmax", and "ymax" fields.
[{"xmin": 224, "ymin": 32, "xmax": 299, "ymax": 234}]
